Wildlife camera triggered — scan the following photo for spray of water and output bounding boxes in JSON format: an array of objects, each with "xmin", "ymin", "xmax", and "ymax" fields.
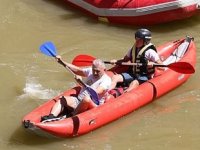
[{"xmin": 18, "ymin": 77, "xmax": 60, "ymax": 100}]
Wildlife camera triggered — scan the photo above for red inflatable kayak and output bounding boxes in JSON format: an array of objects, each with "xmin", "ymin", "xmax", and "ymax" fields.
[
  {"xmin": 63, "ymin": 0, "xmax": 200, "ymax": 25},
  {"xmin": 22, "ymin": 36, "xmax": 196, "ymax": 138}
]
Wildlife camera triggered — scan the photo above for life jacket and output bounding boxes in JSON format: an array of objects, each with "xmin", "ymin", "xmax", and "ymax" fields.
[{"xmin": 130, "ymin": 43, "xmax": 157, "ymax": 77}]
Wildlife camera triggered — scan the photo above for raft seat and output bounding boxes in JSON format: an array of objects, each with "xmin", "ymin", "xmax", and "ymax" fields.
[
  {"xmin": 163, "ymin": 39, "xmax": 190, "ymax": 65},
  {"xmin": 154, "ymin": 39, "xmax": 190, "ymax": 77}
]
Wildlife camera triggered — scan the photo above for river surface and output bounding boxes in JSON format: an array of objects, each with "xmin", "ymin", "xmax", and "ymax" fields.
[{"xmin": 0, "ymin": 0, "xmax": 200, "ymax": 150}]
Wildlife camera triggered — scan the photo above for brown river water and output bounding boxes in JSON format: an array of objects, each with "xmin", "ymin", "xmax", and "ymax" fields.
[{"xmin": 0, "ymin": 0, "xmax": 200, "ymax": 150}]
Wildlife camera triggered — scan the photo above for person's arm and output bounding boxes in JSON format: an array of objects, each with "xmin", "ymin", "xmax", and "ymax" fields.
[
  {"xmin": 145, "ymin": 49, "xmax": 164, "ymax": 70},
  {"xmin": 55, "ymin": 55, "xmax": 87, "ymax": 77},
  {"xmin": 155, "ymin": 59, "xmax": 165, "ymax": 70},
  {"xmin": 148, "ymin": 59, "xmax": 165, "ymax": 71},
  {"xmin": 96, "ymin": 76, "xmax": 112, "ymax": 98},
  {"xmin": 110, "ymin": 54, "xmax": 131, "ymax": 65},
  {"xmin": 155, "ymin": 59, "xmax": 163, "ymax": 65},
  {"xmin": 95, "ymin": 86, "xmax": 107, "ymax": 98}
]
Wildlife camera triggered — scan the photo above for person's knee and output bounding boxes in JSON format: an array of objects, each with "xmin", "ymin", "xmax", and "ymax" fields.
[
  {"xmin": 130, "ymin": 80, "xmax": 139, "ymax": 87},
  {"xmin": 81, "ymin": 96, "xmax": 97, "ymax": 109},
  {"xmin": 112, "ymin": 74, "xmax": 122, "ymax": 82},
  {"xmin": 82, "ymin": 97, "xmax": 91, "ymax": 103},
  {"xmin": 59, "ymin": 96, "xmax": 68, "ymax": 106}
]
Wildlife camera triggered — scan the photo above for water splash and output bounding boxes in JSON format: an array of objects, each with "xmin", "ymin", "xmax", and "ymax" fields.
[{"xmin": 18, "ymin": 77, "xmax": 60, "ymax": 100}]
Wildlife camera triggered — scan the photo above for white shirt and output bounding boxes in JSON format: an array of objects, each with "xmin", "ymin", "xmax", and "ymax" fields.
[
  {"xmin": 78, "ymin": 68, "xmax": 111, "ymax": 104},
  {"xmin": 126, "ymin": 48, "xmax": 160, "ymax": 62}
]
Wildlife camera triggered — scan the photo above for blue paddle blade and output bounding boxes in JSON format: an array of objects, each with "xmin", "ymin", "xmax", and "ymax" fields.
[
  {"xmin": 39, "ymin": 41, "xmax": 57, "ymax": 57},
  {"xmin": 86, "ymin": 86, "xmax": 99, "ymax": 105}
]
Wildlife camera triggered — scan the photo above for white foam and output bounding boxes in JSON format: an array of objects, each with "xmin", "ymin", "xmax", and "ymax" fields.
[{"xmin": 18, "ymin": 77, "xmax": 60, "ymax": 100}]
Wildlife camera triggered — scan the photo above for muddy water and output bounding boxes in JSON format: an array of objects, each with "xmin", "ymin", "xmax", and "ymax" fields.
[{"xmin": 0, "ymin": 0, "xmax": 200, "ymax": 150}]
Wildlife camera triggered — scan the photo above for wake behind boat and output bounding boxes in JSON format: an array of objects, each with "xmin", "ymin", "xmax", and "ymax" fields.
[{"xmin": 22, "ymin": 36, "xmax": 196, "ymax": 138}]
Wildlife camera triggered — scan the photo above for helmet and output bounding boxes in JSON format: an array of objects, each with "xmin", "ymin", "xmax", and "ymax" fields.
[{"xmin": 135, "ymin": 28, "xmax": 152, "ymax": 41}]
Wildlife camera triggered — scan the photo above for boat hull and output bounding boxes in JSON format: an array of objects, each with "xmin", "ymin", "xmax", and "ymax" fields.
[
  {"xmin": 22, "ymin": 37, "xmax": 196, "ymax": 137},
  {"xmin": 63, "ymin": 0, "xmax": 200, "ymax": 25}
]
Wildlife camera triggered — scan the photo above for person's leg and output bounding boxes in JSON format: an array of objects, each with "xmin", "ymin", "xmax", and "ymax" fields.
[
  {"xmin": 137, "ymin": 76, "xmax": 149, "ymax": 84},
  {"xmin": 50, "ymin": 96, "xmax": 77, "ymax": 116},
  {"xmin": 50, "ymin": 96, "xmax": 68, "ymax": 117},
  {"xmin": 125, "ymin": 80, "xmax": 139, "ymax": 92},
  {"xmin": 50, "ymin": 100, "xmax": 63, "ymax": 117},
  {"xmin": 125, "ymin": 75, "xmax": 148, "ymax": 92},
  {"xmin": 73, "ymin": 96, "xmax": 97, "ymax": 115},
  {"xmin": 110, "ymin": 74, "xmax": 124, "ymax": 90},
  {"xmin": 41, "ymin": 96, "xmax": 66, "ymax": 121},
  {"xmin": 41, "ymin": 96, "xmax": 78, "ymax": 121}
]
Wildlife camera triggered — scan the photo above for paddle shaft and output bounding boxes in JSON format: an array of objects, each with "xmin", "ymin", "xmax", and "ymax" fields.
[
  {"xmin": 57, "ymin": 58, "xmax": 88, "ymax": 87},
  {"xmin": 59, "ymin": 58, "xmax": 99, "ymax": 104},
  {"xmin": 101, "ymin": 61, "xmax": 194, "ymax": 74},
  {"xmin": 40, "ymin": 41, "xmax": 100, "ymax": 105},
  {"xmin": 117, "ymin": 62, "xmax": 166, "ymax": 67},
  {"xmin": 103, "ymin": 61, "xmax": 154, "ymax": 67}
]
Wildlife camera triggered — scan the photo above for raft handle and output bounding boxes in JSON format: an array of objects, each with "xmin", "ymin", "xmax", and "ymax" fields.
[{"xmin": 23, "ymin": 120, "xmax": 34, "ymax": 128}]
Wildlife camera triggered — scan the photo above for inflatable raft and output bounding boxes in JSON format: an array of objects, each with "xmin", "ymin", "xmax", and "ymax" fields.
[
  {"xmin": 63, "ymin": 0, "xmax": 200, "ymax": 25},
  {"xmin": 22, "ymin": 36, "xmax": 196, "ymax": 138}
]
